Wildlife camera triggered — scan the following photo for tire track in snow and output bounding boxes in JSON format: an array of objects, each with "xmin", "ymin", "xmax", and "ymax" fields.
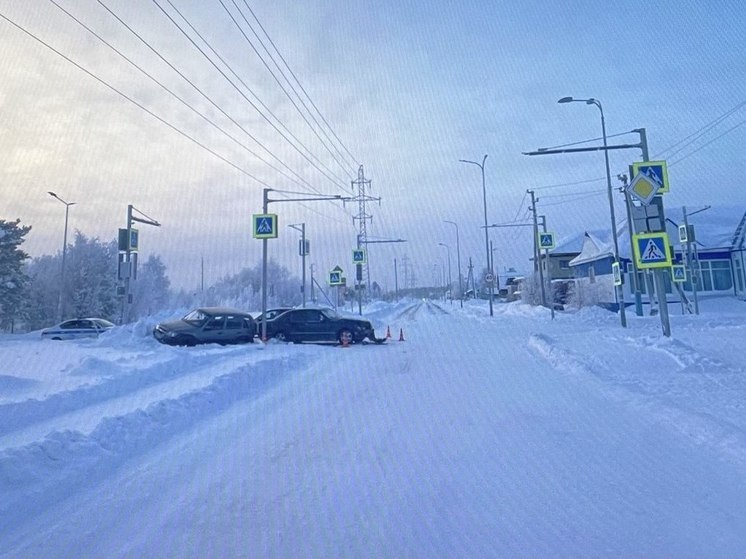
[
  {"xmin": 528, "ymin": 333, "xmax": 746, "ymax": 469},
  {"xmin": 0, "ymin": 344, "xmax": 269, "ymax": 439},
  {"xmin": 0, "ymin": 353, "xmax": 307, "ymax": 533}
]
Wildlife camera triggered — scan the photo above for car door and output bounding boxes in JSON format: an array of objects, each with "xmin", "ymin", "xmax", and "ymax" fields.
[{"xmin": 200, "ymin": 315, "xmax": 226, "ymax": 344}]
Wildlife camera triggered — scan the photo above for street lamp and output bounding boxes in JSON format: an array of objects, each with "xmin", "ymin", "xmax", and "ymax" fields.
[
  {"xmin": 438, "ymin": 242, "xmax": 452, "ymax": 304},
  {"xmin": 444, "ymin": 220, "xmax": 463, "ymax": 307},
  {"xmin": 558, "ymin": 97, "xmax": 627, "ymax": 327},
  {"xmin": 48, "ymin": 191, "xmax": 75, "ymax": 322},
  {"xmin": 459, "ymin": 154, "xmax": 493, "ymax": 316}
]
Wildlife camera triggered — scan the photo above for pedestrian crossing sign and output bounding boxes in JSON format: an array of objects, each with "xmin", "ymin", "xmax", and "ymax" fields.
[
  {"xmin": 672, "ymin": 265, "xmax": 687, "ymax": 283},
  {"xmin": 538, "ymin": 232, "xmax": 555, "ymax": 250},
  {"xmin": 252, "ymin": 214, "xmax": 278, "ymax": 239},
  {"xmin": 633, "ymin": 232, "xmax": 672, "ymax": 269},
  {"xmin": 352, "ymin": 248, "xmax": 367, "ymax": 264}
]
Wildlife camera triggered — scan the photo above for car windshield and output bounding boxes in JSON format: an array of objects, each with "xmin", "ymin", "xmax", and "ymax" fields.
[
  {"xmin": 93, "ymin": 319, "xmax": 115, "ymax": 328},
  {"xmin": 182, "ymin": 310, "xmax": 209, "ymax": 325}
]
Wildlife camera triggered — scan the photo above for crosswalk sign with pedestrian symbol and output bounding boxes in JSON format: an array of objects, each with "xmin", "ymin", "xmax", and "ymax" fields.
[
  {"xmin": 538, "ymin": 232, "xmax": 555, "ymax": 250},
  {"xmin": 633, "ymin": 232, "xmax": 672, "ymax": 269},
  {"xmin": 252, "ymin": 214, "xmax": 278, "ymax": 239},
  {"xmin": 672, "ymin": 265, "xmax": 687, "ymax": 283}
]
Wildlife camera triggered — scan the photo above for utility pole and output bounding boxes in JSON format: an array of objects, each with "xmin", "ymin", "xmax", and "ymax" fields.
[
  {"xmin": 394, "ymin": 258, "xmax": 399, "ymax": 300},
  {"xmin": 527, "ymin": 190, "xmax": 547, "ymax": 308},
  {"xmin": 119, "ymin": 205, "xmax": 160, "ymax": 324},
  {"xmin": 539, "ymin": 215, "xmax": 555, "ymax": 320},
  {"xmin": 289, "ymin": 223, "xmax": 307, "ymax": 307},
  {"xmin": 310, "ymin": 264, "xmax": 316, "ymax": 303}
]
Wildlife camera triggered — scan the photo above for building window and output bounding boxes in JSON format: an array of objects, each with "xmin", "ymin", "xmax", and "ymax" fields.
[
  {"xmin": 691, "ymin": 260, "xmax": 733, "ymax": 292},
  {"xmin": 559, "ymin": 259, "xmax": 571, "ymax": 270}
]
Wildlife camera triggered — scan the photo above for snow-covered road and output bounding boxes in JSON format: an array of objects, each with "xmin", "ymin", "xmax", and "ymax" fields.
[{"xmin": 2, "ymin": 299, "xmax": 746, "ymax": 557}]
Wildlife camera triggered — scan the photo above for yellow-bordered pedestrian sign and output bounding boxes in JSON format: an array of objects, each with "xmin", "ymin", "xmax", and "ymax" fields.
[
  {"xmin": 633, "ymin": 232, "xmax": 673, "ymax": 269},
  {"xmin": 538, "ymin": 232, "xmax": 555, "ymax": 250},
  {"xmin": 329, "ymin": 265, "xmax": 344, "ymax": 286},
  {"xmin": 671, "ymin": 265, "xmax": 687, "ymax": 283},
  {"xmin": 252, "ymin": 214, "xmax": 278, "ymax": 239},
  {"xmin": 631, "ymin": 160, "xmax": 669, "ymax": 194},
  {"xmin": 352, "ymin": 248, "xmax": 367, "ymax": 264}
]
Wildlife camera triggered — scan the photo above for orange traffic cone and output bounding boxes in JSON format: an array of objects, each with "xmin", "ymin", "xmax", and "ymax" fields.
[
  {"xmin": 399, "ymin": 328, "xmax": 405, "ymax": 342},
  {"xmin": 386, "ymin": 326, "xmax": 391, "ymax": 339}
]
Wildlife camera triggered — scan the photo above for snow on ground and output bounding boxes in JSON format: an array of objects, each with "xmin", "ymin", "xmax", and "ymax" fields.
[{"xmin": 1, "ymin": 297, "xmax": 746, "ymax": 557}]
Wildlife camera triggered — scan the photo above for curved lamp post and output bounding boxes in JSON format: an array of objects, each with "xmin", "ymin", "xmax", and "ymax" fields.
[
  {"xmin": 48, "ymin": 191, "xmax": 75, "ymax": 322},
  {"xmin": 558, "ymin": 97, "xmax": 627, "ymax": 327},
  {"xmin": 459, "ymin": 155, "xmax": 493, "ymax": 316}
]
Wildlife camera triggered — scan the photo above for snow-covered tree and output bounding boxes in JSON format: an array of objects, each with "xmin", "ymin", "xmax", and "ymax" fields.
[
  {"xmin": 0, "ymin": 219, "xmax": 32, "ymax": 331},
  {"xmin": 24, "ymin": 254, "xmax": 60, "ymax": 330},
  {"xmin": 130, "ymin": 254, "xmax": 172, "ymax": 318},
  {"xmin": 64, "ymin": 233, "xmax": 118, "ymax": 321}
]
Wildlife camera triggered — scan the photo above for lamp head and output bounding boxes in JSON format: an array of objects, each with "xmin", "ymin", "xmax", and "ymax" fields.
[{"xmin": 557, "ymin": 97, "xmax": 574, "ymax": 104}]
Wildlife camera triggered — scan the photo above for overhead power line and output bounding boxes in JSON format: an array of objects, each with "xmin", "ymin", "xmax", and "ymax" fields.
[
  {"xmin": 146, "ymin": 0, "xmax": 350, "ymax": 193},
  {"xmin": 240, "ymin": 0, "xmax": 359, "ymax": 170},
  {"xmin": 0, "ymin": 10, "xmax": 271, "ymax": 187},
  {"xmin": 45, "ymin": 0, "xmax": 318, "ymax": 195},
  {"xmin": 225, "ymin": 0, "xmax": 356, "ymax": 179}
]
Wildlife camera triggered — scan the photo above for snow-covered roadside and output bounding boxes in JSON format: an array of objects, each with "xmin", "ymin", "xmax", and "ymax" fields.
[{"xmin": 1, "ymin": 297, "xmax": 746, "ymax": 557}]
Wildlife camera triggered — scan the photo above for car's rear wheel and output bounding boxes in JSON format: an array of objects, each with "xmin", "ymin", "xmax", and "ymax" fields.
[{"xmin": 338, "ymin": 329, "xmax": 353, "ymax": 345}]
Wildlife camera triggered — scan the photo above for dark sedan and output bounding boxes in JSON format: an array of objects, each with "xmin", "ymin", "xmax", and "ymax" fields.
[
  {"xmin": 153, "ymin": 307, "xmax": 255, "ymax": 346},
  {"xmin": 262, "ymin": 307, "xmax": 381, "ymax": 344}
]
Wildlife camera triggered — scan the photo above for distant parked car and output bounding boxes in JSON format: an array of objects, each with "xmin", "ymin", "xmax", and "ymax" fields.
[
  {"xmin": 41, "ymin": 318, "xmax": 115, "ymax": 340},
  {"xmin": 263, "ymin": 307, "xmax": 381, "ymax": 344},
  {"xmin": 153, "ymin": 307, "xmax": 255, "ymax": 346}
]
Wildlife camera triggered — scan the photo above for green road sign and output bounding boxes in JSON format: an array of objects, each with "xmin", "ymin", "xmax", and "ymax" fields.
[{"xmin": 252, "ymin": 214, "xmax": 278, "ymax": 239}]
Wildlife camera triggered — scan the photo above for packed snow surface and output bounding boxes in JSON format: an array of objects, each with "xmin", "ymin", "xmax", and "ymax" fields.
[{"xmin": 1, "ymin": 297, "xmax": 746, "ymax": 557}]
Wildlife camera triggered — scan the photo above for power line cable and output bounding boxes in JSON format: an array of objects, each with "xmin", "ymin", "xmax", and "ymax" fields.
[
  {"xmin": 654, "ymin": 101, "xmax": 745, "ymax": 158},
  {"xmin": 46, "ymin": 0, "xmax": 318, "ymax": 194},
  {"xmin": 670, "ymin": 118, "xmax": 745, "ymax": 167},
  {"xmin": 162, "ymin": 0, "xmax": 352, "ymax": 192},
  {"xmin": 237, "ymin": 0, "xmax": 358, "ymax": 172},
  {"xmin": 96, "ymin": 0, "xmax": 327, "ymax": 194},
  {"xmin": 0, "ymin": 10, "xmax": 270, "ymax": 187},
  {"xmin": 146, "ymin": 0, "xmax": 350, "ymax": 193},
  {"xmin": 225, "ymin": 0, "xmax": 356, "ymax": 178}
]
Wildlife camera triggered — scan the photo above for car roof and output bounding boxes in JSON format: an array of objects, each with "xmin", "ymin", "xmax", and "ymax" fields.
[{"xmin": 196, "ymin": 307, "xmax": 253, "ymax": 317}]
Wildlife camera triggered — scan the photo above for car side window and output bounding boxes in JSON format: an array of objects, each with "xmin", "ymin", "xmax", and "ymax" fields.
[
  {"xmin": 204, "ymin": 316, "xmax": 225, "ymax": 330},
  {"xmin": 79, "ymin": 320, "xmax": 94, "ymax": 329},
  {"xmin": 225, "ymin": 316, "xmax": 243, "ymax": 330},
  {"xmin": 61, "ymin": 320, "xmax": 80, "ymax": 329}
]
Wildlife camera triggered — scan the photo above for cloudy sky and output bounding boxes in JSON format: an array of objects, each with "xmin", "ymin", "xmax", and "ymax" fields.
[{"xmin": 2, "ymin": 0, "xmax": 744, "ymax": 291}]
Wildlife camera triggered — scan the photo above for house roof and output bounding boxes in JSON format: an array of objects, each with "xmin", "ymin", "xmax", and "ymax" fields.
[
  {"xmin": 664, "ymin": 206, "xmax": 746, "ymax": 250},
  {"xmin": 563, "ymin": 206, "xmax": 746, "ymax": 267}
]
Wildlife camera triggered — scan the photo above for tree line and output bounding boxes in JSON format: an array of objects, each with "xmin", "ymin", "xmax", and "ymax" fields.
[{"xmin": 0, "ymin": 218, "xmax": 305, "ymax": 333}]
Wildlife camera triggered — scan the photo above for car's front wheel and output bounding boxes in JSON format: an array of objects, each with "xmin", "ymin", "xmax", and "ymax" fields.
[
  {"xmin": 338, "ymin": 329, "xmax": 353, "ymax": 345},
  {"xmin": 274, "ymin": 331, "xmax": 290, "ymax": 343}
]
